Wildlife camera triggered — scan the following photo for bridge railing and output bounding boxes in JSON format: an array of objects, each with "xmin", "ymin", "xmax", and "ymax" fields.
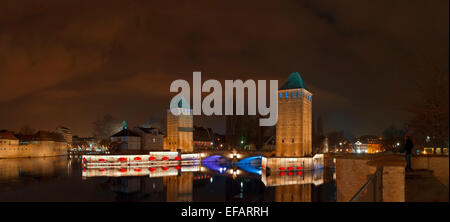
[{"xmin": 349, "ymin": 167, "xmax": 383, "ymax": 202}]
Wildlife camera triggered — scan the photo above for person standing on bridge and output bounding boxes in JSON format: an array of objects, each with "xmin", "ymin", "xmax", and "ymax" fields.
[{"xmin": 404, "ymin": 136, "xmax": 414, "ymax": 171}]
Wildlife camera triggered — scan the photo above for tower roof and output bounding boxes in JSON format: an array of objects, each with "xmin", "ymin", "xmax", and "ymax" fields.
[
  {"xmin": 111, "ymin": 128, "xmax": 140, "ymax": 138},
  {"xmin": 279, "ymin": 72, "xmax": 308, "ymax": 90},
  {"xmin": 122, "ymin": 120, "xmax": 128, "ymax": 130},
  {"xmin": 176, "ymin": 96, "xmax": 190, "ymax": 109}
]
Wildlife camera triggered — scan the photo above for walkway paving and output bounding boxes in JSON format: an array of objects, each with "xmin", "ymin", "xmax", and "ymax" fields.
[{"xmin": 406, "ymin": 170, "xmax": 449, "ymax": 202}]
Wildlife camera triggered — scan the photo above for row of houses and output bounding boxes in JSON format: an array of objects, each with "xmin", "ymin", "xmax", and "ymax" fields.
[{"xmin": 331, "ymin": 135, "xmax": 384, "ymax": 154}]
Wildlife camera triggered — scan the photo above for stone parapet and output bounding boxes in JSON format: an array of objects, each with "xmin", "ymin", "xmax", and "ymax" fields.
[
  {"xmin": 412, "ymin": 155, "xmax": 449, "ymax": 187},
  {"xmin": 336, "ymin": 154, "xmax": 406, "ymax": 202}
]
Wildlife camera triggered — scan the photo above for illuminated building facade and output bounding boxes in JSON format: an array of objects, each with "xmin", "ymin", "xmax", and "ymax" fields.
[
  {"xmin": 194, "ymin": 126, "xmax": 214, "ymax": 150},
  {"xmin": 276, "ymin": 72, "xmax": 313, "ymax": 157},
  {"xmin": 354, "ymin": 135, "xmax": 383, "ymax": 154},
  {"xmin": 0, "ymin": 130, "xmax": 68, "ymax": 158},
  {"xmin": 164, "ymin": 97, "xmax": 194, "ymax": 153}
]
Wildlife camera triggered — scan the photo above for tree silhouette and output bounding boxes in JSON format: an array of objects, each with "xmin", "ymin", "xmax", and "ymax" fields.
[
  {"xmin": 92, "ymin": 114, "xmax": 121, "ymax": 140},
  {"xmin": 408, "ymin": 63, "xmax": 449, "ymax": 152}
]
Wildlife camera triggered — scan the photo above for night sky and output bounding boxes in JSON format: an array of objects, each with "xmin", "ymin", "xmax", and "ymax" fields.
[{"xmin": 0, "ymin": 0, "xmax": 448, "ymax": 137}]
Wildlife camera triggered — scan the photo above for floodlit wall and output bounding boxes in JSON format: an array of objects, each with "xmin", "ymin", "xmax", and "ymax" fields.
[
  {"xmin": 0, "ymin": 141, "xmax": 68, "ymax": 158},
  {"xmin": 165, "ymin": 109, "xmax": 193, "ymax": 153},
  {"xmin": 335, "ymin": 155, "xmax": 406, "ymax": 202},
  {"xmin": 266, "ymin": 154, "xmax": 323, "ymax": 171},
  {"xmin": 412, "ymin": 155, "xmax": 449, "ymax": 187}
]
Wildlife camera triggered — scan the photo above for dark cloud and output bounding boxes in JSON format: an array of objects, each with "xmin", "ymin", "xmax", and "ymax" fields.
[{"xmin": 0, "ymin": 0, "xmax": 448, "ymax": 137}]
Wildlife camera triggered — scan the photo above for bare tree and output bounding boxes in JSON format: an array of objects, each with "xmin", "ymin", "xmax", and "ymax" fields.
[
  {"xmin": 93, "ymin": 114, "xmax": 121, "ymax": 140},
  {"xmin": 382, "ymin": 124, "xmax": 408, "ymax": 153},
  {"xmin": 408, "ymin": 63, "xmax": 449, "ymax": 152},
  {"xmin": 327, "ymin": 130, "xmax": 346, "ymax": 151},
  {"xmin": 317, "ymin": 116, "xmax": 325, "ymax": 137}
]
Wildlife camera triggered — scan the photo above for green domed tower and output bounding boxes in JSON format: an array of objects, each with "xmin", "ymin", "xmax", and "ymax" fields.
[{"xmin": 276, "ymin": 72, "xmax": 312, "ymax": 157}]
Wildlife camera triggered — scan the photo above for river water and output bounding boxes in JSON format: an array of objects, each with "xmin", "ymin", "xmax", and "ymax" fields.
[{"xmin": 0, "ymin": 156, "xmax": 336, "ymax": 202}]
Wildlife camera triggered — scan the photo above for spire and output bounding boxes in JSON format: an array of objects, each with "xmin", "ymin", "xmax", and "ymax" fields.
[
  {"xmin": 122, "ymin": 120, "xmax": 128, "ymax": 130},
  {"xmin": 279, "ymin": 72, "xmax": 308, "ymax": 90},
  {"xmin": 177, "ymin": 96, "xmax": 190, "ymax": 109}
]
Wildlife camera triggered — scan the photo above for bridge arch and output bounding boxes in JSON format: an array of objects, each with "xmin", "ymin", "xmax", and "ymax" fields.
[{"xmin": 237, "ymin": 156, "xmax": 263, "ymax": 175}]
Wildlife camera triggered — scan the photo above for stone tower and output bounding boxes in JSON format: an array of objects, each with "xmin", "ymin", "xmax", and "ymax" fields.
[
  {"xmin": 276, "ymin": 72, "xmax": 312, "ymax": 157},
  {"xmin": 164, "ymin": 97, "xmax": 194, "ymax": 153}
]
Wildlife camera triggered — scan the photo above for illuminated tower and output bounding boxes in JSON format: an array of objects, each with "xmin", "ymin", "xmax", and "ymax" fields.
[
  {"xmin": 164, "ymin": 97, "xmax": 194, "ymax": 153},
  {"xmin": 276, "ymin": 72, "xmax": 312, "ymax": 157}
]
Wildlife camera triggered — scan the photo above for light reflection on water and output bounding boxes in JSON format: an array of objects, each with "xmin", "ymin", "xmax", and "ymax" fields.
[{"xmin": 0, "ymin": 156, "xmax": 336, "ymax": 202}]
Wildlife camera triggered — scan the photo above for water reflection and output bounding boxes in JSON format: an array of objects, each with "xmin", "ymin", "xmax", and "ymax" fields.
[
  {"xmin": 0, "ymin": 156, "xmax": 70, "ymax": 182},
  {"xmin": 0, "ymin": 157, "xmax": 336, "ymax": 202},
  {"xmin": 164, "ymin": 173, "xmax": 193, "ymax": 202}
]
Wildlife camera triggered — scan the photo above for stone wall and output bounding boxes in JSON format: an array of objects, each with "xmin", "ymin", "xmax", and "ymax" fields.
[
  {"xmin": 335, "ymin": 157, "xmax": 375, "ymax": 202},
  {"xmin": 382, "ymin": 166, "xmax": 405, "ymax": 202},
  {"xmin": 412, "ymin": 155, "xmax": 449, "ymax": 187},
  {"xmin": 0, "ymin": 141, "xmax": 68, "ymax": 158},
  {"xmin": 336, "ymin": 154, "xmax": 406, "ymax": 202}
]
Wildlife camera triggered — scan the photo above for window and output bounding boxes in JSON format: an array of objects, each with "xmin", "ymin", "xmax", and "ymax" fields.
[{"xmin": 280, "ymin": 93, "xmax": 283, "ymax": 99}]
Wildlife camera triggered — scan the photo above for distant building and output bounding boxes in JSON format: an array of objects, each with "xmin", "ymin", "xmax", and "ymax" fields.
[
  {"xmin": 135, "ymin": 127, "xmax": 164, "ymax": 151},
  {"xmin": 163, "ymin": 97, "xmax": 193, "ymax": 153},
  {"xmin": 276, "ymin": 72, "xmax": 313, "ymax": 157},
  {"xmin": 354, "ymin": 135, "xmax": 383, "ymax": 154},
  {"xmin": 72, "ymin": 136, "xmax": 96, "ymax": 148},
  {"xmin": 110, "ymin": 121, "xmax": 141, "ymax": 151},
  {"xmin": 333, "ymin": 139, "xmax": 353, "ymax": 153},
  {"xmin": 213, "ymin": 133, "xmax": 225, "ymax": 149},
  {"xmin": 0, "ymin": 130, "xmax": 19, "ymax": 146},
  {"xmin": 194, "ymin": 126, "xmax": 214, "ymax": 150}
]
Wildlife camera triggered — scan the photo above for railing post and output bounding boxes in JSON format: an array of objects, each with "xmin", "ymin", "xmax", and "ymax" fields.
[{"xmin": 378, "ymin": 167, "xmax": 383, "ymax": 202}]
